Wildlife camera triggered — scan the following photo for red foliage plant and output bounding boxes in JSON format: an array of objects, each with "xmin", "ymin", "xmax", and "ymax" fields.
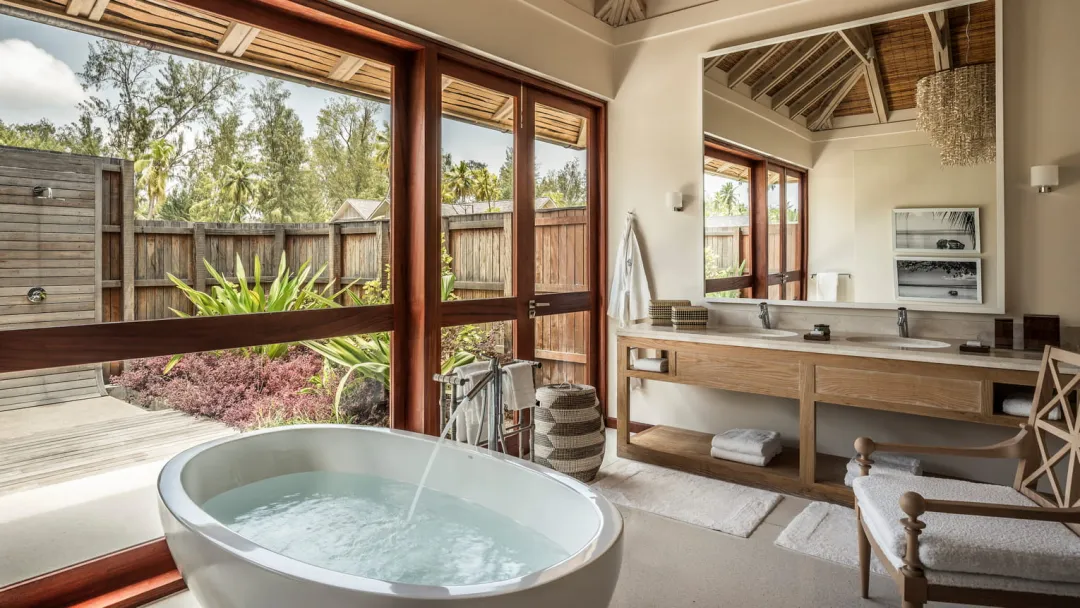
[{"xmin": 113, "ymin": 348, "xmax": 331, "ymax": 428}]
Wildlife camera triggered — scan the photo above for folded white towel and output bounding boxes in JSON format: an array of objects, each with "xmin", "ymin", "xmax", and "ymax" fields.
[
  {"xmin": 501, "ymin": 362, "xmax": 536, "ymax": 411},
  {"xmin": 710, "ymin": 447, "xmax": 774, "ymax": 467},
  {"xmin": 845, "ymin": 454, "xmax": 922, "ymax": 487},
  {"xmin": 711, "ymin": 429, "xmax": 782, "ymax": 458},
  {"xmin": 632, "ymin": 357, "xmax": 668, "ymax": 373},
  {"xmin": 1002, "ymin": 394, "xmax": 1061, "ymax": 421},
  {"xmin": 847, "ymin": 453, "xmax": 922, "ymax": 476}
]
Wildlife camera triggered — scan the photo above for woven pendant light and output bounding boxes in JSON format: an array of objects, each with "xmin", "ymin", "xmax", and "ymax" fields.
[{"xmin": 916, "ymin": 63, "xmax": 995, "ymax": 166}]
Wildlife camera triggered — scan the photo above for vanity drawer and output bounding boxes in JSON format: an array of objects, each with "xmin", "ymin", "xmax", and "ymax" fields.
[
  {"xmin": 814, "ymin": 366, "xmax": 983, "ymax": 413},
  {"xmin": 675, "ymin": 351, "xmax": 800, "ymax": 398}
]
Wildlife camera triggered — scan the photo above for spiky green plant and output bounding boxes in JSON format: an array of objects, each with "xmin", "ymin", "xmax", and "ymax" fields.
[{"xmin": 164, "ymin": 253, "xmax": 357, "ymax": 370}]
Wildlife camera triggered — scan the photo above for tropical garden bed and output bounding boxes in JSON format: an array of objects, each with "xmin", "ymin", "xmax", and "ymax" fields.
[{"xmin": 113, "ymin": 249, "xmax": 495, "ymax": 429}]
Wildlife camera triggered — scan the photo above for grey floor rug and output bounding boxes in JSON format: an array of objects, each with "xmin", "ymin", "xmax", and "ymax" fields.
[
  {"xmin": 591, "ymin": 459, "xmax": 781, "ymax": 538},
  {"xmin": 775, "ymin": 501, "xmax": 887, "ymax": 575}
]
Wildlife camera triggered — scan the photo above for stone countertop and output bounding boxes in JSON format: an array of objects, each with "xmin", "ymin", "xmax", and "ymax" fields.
[{"xmin": 617, "ymin": 324, "xmax": 1058, "ymax": 373}]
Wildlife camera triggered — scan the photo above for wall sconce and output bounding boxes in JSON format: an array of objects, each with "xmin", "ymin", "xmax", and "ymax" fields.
[
  {"xmin": 666, "ymin": 191, "xmax": 684, "ymax": 212},
  {"xmin": 32, "ymin": 186, "xmax": 54, "ymax": 199},
  {"xmin": 1031, "ymin": 165, "xmax": 1059, "ymax": 194}
]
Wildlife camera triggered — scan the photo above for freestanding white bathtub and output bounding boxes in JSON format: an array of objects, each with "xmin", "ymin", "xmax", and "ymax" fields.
[{"xmin": 158, "ymin": 425, "xmax": 623, "ymax": 607}]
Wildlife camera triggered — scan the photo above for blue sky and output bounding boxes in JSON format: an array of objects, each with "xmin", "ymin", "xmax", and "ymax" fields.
[{"xmin": 0, "ymin": 14, "xmax": 583, "ymax": 175}]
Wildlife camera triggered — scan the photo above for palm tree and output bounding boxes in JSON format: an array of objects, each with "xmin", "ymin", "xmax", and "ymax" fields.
[
  {"xmin": 135, "ymin": 139, "xmax": 176, "ymax": 219},
  {"xmin": 935, "ymin": 211, "xmax": 978, "ymax": 248},
  {"xmin": 472, "ymin": 169, "xmax": 499, "ymax": 208},
  {"xmin": 220, "ymin": 159, "xmax": 257, "ymax": 222},
  {"xmin": 706, "ymin": 181, "xmax": 743, "ymax": 217},
  {"xmin": 374, "ymin": 124, "xmax": 391, "ymax": 170},
  {"xmin": 445, "ymin": 161, "xmax": 476, "ymax": 204}
]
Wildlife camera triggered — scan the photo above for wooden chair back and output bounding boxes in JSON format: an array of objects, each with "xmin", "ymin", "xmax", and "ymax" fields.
[{"xmin": 1015, "ymin": 346, "xmax": 1080, "ymax": 533}]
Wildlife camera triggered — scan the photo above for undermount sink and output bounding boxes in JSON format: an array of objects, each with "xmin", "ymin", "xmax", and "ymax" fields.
[
  {"xmin": 714, "ymin": 327, "xmax": 798, "ymax": 339},
  {"xmin": 845, "ymin": 336, "xmax": 951, "ymax": 349}
]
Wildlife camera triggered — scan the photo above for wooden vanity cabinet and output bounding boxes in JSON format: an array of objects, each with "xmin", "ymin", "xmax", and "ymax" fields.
[{"xmin": 616, "ymin": 335, "xmax": 1040, "ymax": 504}]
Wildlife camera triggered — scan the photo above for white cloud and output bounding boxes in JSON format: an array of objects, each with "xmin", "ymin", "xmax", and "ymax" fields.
[{"xmin": 0, "ymin": 39, "xmax": 87, "ymax": 124}]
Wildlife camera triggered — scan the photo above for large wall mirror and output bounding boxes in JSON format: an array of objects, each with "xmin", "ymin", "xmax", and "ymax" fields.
[{"xmin": 700, "ymin": 0, "xmax": 1002, "ymax": 312}]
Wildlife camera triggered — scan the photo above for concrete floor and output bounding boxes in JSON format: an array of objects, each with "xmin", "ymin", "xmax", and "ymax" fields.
[
  {"xmin": 0, "ymin": 396, "xmax": 146, "ymax": 440},
  {"xmin": 148, "ymin": 431, "xmax": 960, "ymax": 608}
]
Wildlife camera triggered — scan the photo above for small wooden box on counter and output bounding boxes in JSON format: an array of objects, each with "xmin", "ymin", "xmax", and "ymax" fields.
[
  {"xmin": 649, "ymin": 300, "xmax": 691, "ymax": 326},
  {"xmin": 1023, "ymin": 315, "xmax": 1060, "ymax": 351}
]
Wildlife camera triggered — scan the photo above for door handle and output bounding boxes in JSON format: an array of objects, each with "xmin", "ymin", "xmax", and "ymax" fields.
[
  {"xmin": 27, "ymin": 287, "xmax": 47, "ymax": 303},
  {"xmin": 529, "ymin": 300, "xmax": 552, "ymax": 319}
]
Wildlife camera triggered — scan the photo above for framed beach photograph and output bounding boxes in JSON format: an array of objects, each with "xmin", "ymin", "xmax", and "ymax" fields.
[
  {"xmin": 893, "ymin": 208, "xmax": 981, "ymax": 253},
  {"xmin": 894, "ymin": 257, "xmax": 982, "ymax": 304}
]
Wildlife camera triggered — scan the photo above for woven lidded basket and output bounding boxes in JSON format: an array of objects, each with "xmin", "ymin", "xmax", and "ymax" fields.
[
  {"xmin": 671, "ymin": 305, "xmax": 708, "ymax": 329},
  {"xmin": 534, "ymin": 383, "xmax": 604, "ymax": 482},
  {"xmin": 649, "ymin": 299, "xmax": 691, "ymax": 326}
]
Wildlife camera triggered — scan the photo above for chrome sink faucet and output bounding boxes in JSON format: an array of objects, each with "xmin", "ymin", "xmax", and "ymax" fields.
[
  {"xmin": 897, "ymin": 307, "xmax": 909, "ymax": 338},
  {"xmin": 758, "ymin": 302, "xmax": 771, "ymax": 330}
]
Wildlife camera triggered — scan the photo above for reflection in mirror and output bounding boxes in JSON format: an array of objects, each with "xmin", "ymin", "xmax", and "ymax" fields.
[{"xmin": 701, "ymin": 0, "xmax": 1000, "ymax": 312}]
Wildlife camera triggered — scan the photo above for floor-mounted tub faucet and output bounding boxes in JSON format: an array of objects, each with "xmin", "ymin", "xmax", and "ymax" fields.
[
  {"xmin": 758, "ymin": 302, "xmax": 771, "ymax": 330},
  {"xmin": 897, "ymin": 307, "xmax": 909, "ymax": 338}
]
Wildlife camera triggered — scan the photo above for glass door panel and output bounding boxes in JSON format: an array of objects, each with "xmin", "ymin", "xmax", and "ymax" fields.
[
  {"xmin": 784, "ymin": 171, "xmax": 802, "ymax": 300},
  {"xmin": 534, "ymin": 103, "xmax": 588, "ymax": 295},
  {"xmin": 703, "ymin": 150, "xmax": 753, "ymax": 298},
  {"xmin": 767, "ymin": 168, "xmax": 783, "ymax": 300},
  {"xmin": 439, "ymin": 76, "xmax": 516, "ymax": 301}
]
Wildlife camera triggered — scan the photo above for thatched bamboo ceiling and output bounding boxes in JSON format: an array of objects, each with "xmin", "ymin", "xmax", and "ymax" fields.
[
  {"xmin": 1, "ymin": 0, "xmax": 588, "ymax": 149},
  {"xmin": 704, "ymin": 0, "xmax": 994, "ymax": 132}
]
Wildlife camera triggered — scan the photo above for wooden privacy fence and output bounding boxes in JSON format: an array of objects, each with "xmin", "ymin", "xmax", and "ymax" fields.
[
  {"xmin": 706, "ymin": 223, "xmax": 799, "ymax": 273},
  {"xmin": 99, "ymin": 196, "xmax": 590, "ymax": 383}
]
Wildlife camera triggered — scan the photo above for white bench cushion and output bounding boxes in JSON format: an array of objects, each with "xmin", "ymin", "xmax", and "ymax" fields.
[{"xmin": 854, "ymin": 474, "xmax": 1080, "ymax": 584}]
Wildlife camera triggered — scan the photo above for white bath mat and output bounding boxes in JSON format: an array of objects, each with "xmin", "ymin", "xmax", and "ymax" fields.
[
  {"xmin": 775, "ymin": 501, "xmax": 887, "ymax": 575},
  {"xmin": 590, "ymin": 459, "xmax": 780, "ymax": 538}
]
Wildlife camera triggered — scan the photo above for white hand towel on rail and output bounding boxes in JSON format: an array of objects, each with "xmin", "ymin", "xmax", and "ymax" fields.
[
  {"xmin": 710, "ymin": 447, "xmax": 773, "ymax": 467},
  {"xmin": 501, "ymin": 362, "xmax": 536, "ymax": 411},
  {"xmin": 711, "ymin": 429, "xmax": 782, "ymax": 458},
  {"xmin": 454, "ymin": 362, "xmax": 492, "ymax": 445},
  {"xmin": 814, "ymin": 272, "xmax": 839, "ymax": 302}
]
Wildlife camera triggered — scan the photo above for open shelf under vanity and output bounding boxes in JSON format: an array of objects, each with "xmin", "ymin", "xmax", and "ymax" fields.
[{"xmin": 616, "ymin": 329, "xmax": 1056, "ymax": 505}]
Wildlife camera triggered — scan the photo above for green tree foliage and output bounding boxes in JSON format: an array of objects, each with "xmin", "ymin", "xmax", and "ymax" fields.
[
  {"xmin": 536, "ymin": 157, "xmax": 586, "ymax": 207},
  {"xmin": 79, "ymin": 40, "xmax": 241, "ymax": 160},
  {"xmin": 472, "ymin": 168, "xmax": 500, "ymax": 205},
  {"xmin": 249, "ymin": 79, "xmax": 312, "ymax": 222},
  {"xmin": 134, "ymin": 139, "xmax": 177, "ymax": 219},
  {"xmin": 497, "ymin": 146, "xmax": 514, "ymax": 199},
  {"xmin": 310, "ymin": 97, "xmax": 388, "ymax": 210},
  {"xmin": 0, "ymin": 116, "xmax": 103, "ymax": 155},
  {"xmin": 445, "ymin": 160, "xmax": 476, "ymax": 204},
  {"xmin": 706, "ymin": 181, "xmax": 748, "ymax": 217}
]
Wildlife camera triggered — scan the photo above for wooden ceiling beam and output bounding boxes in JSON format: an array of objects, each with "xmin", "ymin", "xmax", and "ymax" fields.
[
  {"xmin": 772, "ymin": 41, "xmax": 850, "ymax": 109},
  {"xmin": 788, "ymin": 53, "xmax": 862, "ymax": 117},
  {"xmin": 596, "ymin": 0, "xmax": 647, "ymax": 26},
  {"xmin": 65, "ymin": 0, "xmax": 108, "ymax": 20},
  {"xmin": 328, "ymin": 54, "xmax": 366, "ymax": 81},
  {"xmin": 838, "ymin": 26, "xmax": 873, "ymax": 64},
  {"xmin": 702, "ymin": 56, "xmax": 723, "ymax": 74},
  {"xmin": 925, "ymin": 10, "xmax": 952, "ymax": 70},
  {"xmin": 726, "ymin": 44, "xmax": 782, "ymax": 88},
  {"xmin": 492, "ymin": 97, "xmax": 515, "ymax": 122},
  {"xmin": 217, "ymin": 22, "xmax": 260, "ymax": 58},
  {"xmin": 750, "ymin": 33, "xmax": 830, "ymax": 101},
  {"xmin": 808, "ymin": 70, "xmax": 863, "ymax": 131},
  {"xmin": 864, "ymin": 54, "xmax": 889, "ymax": 124}
]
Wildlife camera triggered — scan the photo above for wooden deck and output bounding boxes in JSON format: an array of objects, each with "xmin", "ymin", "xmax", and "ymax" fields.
[{"xmin": 0, "ymin": 409, "xmax": 236, "ymax": 495}]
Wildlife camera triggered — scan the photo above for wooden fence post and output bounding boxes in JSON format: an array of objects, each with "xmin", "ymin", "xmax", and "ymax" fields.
[
  {"xmin": 503, "ymin": 211, "xmax": 513, "ymax": 297},
  {"xmin": 193, "ymin": 224, "xmax": 207, "ymax": 292},
  {"xmin": 272, "ymin": 226, "xmax": 285, "ymax": 266},
  {"xmin": 120, "ymin": 160, "xmax": 135, "ymax": 322},
  {"xmin": 441, "ymin": 217, "xmax": 452, "ymax": 267},
  {"xmin": 375, "ymin": 220, "xmax": 389, "ymax": 287},
  {"xmin": 327, "ymin": 223, "xmax": 342, "ymax": 300}
]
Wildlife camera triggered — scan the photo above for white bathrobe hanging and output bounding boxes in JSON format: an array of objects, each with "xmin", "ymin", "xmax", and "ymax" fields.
[{"xmin": 607, "ymin": 212, "xmax": 652, "ymax": 327}]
